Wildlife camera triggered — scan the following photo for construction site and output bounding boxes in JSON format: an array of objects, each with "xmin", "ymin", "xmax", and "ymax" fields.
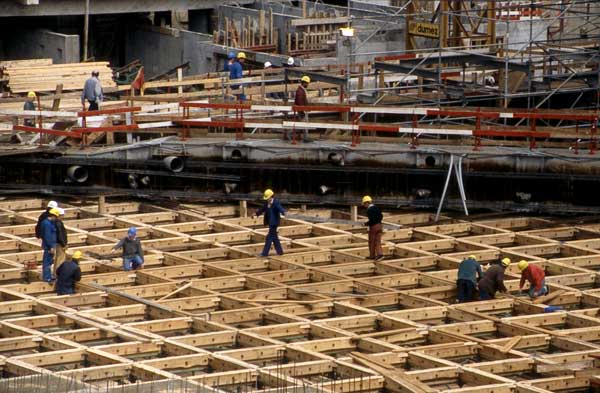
[{"xmin": 1, "ymin": 0, "xmax": 600, "ymax": 392}]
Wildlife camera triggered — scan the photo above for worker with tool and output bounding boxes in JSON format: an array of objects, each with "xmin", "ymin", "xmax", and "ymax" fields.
[
  {"xmin": 56, "ymin": 250, "xmax": 82, "ymax": 295},
  {"xmin": 229, "ymin": 52, "xmax": 246, "ymax": 101},
  {"xmin": 518, "ymin": 260, "xmax": 548, "ymax": 298},
  {"xmin": 81, "ymin": 70, "xmax": 103, "ymax": 111},
  {"xmin": 40, "ymin": 207, "xmax": 60, "ymax": 283},
  {"xmin": 36, "ymin": 201, "xmax": 58, "ymax": 239},
  {"xmin": 254, "ymin": 189, "xmax": 286, "ymax": 257},
  {"xmin": 362, "ymin": 195, "xmax": 384, "ymax": 261},
  {"xmin": 286, "ymin": 75, "xmax": 312, "ymax": 142},
  {"xmin": 111, "ymin": 227, "xmax": 144, "ymax": 271},
  {"xmin": 456, "ymin": 255, "xmax": 483, "ymax": 303},
  {"xmin": 477, "ymin": 257, "xmax": 510, "ymax": 300},
  {"xmin": 53, "ymin": 207, "xmax": 68, "ymax": 277},
  {"xmin": 24, "ymin": 91, "xmax": 36, "ymax": 126}
]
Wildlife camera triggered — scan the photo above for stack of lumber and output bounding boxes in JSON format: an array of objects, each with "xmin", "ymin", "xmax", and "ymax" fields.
[{"xmin": 3, "ymin": 61, "xmax": 115, "ymax": 93}]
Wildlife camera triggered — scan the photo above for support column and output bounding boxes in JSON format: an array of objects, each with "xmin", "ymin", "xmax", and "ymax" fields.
[
  {"xmin": 350, "ymin": 205, "xmax": 358, "ymax": 222},
  {"xmin": 239, "ymin": 200, "xmax": 248, "ymax": 218},
  {"xmin": 98, "ymin": 195, "xmax": 106, "ymax": 214}
]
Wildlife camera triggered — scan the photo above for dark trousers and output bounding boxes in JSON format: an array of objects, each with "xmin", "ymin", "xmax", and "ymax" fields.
[
  {"xmin": 479, "ymin": 287, "xmax": 494, "ymax": 300},
  {"xmin": 261, "ymin": 225, "xmax": 283, "ymax": 256},
  {"xmin": 368, "ymin": 223, "xmax": 383, "ymax": 258},
  {"xmin": 88, "ymin": 100, "xmax": 98, "ymax": 111},
  {"xmin": 456, "ymin": 279, "xmax": 476, "ymax": 302}
]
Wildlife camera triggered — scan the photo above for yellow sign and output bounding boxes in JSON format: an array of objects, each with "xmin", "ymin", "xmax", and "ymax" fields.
[{"xmin": 408, "ymin": 21, "xmax": 440, "ymax": 39}]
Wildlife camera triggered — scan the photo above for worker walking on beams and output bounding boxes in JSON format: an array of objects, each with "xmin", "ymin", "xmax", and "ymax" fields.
[
  {"xmin": 255, "ymin": 189, "xmax": 286, "ymax": 257},
  {"xmin": 81, "ymin": 70, "xmax": 103, "ymax": 111},
  {"xmin": 518, "ymin": 260, "xmax": 548, "ymax": 299},
  {"xmin": 40, "ymin": 208, "xmax": 60, "ymax": 283},
  {"xmin": 456, "ymin": 255, "xmax": 483, "ymax": 303},
  {"xmin": 229, "ymin": 52, "xmax": 246, "ymax": 102},
  {"xmin": 287, "ymin": 75, "xmax": 312, "ymax": 142},
  {"xmin": 478, "ymin": 257, "xmax": 510, "ymax": 300},
  {"xmin": 362, "ymin": 195, "xmax": 384, "ymax": 261}
]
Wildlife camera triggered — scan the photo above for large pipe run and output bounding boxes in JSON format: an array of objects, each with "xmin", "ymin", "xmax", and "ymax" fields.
[
  {"xmin": 163, "ymin": 156, "xmax": 185, "ymax": 173},
  {"xmin": 66, "ymin": 166, "xmax": 88, "ymax": 183}
]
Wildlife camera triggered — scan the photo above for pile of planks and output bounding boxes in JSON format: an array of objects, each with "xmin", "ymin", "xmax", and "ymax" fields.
[{"xmin": 3, "ymin": 61, "xmax": 115, "ymax": 94}]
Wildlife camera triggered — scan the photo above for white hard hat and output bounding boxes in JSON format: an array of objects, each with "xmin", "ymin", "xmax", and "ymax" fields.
[
  {"xmin": 287, "ymin": 57, "xmax": 295, "ymax": 66},
  {"xmin": 264, "ymin": 61, "xmax": 272, "ymax": 68},
  {"xmin": 47, "ymin": 201, "xmax": 58, "ymax": 209},
  {"xmin": 57, "ymin": 207, "xmax": 65, "ymax": 216}
]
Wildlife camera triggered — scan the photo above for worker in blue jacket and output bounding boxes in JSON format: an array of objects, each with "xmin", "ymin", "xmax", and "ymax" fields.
[
  {"xmin": 254, "ymin": 189, "xmax": 286, "ymax": 257},
  {"xmin": 56, "ymin": 250, "xmax": 82, "ymax": 295},
  {"xmin": 40, "ymin": 208, "xmax": 60, "ymax": 282},
  {"xmin": 223, "ymin": 51, "xmax": 236, "ymax": 72},
  {"xmin": 229, "ymin": 52, "xmax": 246, "ymax": 101}
]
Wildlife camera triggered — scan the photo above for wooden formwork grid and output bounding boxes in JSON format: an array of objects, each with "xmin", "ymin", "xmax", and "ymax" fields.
[{"xmin": 0, "ymin": 198, "xmax": 598, "ymax": 392}]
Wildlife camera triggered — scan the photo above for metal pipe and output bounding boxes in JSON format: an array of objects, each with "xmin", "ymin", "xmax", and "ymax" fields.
[{"xmin": 66, "ymin": 166, "xmax": 88, "ymax": 183}]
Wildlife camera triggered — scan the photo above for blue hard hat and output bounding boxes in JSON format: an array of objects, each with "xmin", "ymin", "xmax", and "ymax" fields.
[
  {"xmin": 128, "ymin": 227, "xmax": 137, "ymax": 236},
  {"xmin": 228, "ymin": 51, "xmax": 236, "ymax": 59}
]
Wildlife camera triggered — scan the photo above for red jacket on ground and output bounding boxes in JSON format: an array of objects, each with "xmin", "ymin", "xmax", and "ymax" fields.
[{"xmin": 520, "ymin": 264, "xmax": 545, "ymax": 292}]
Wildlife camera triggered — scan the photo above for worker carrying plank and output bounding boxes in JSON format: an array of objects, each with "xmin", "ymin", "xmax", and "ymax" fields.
[
  {"xmin": 81, "ymin": 70, "xmax": 103, "ymax": 111},
  {"xmin": 456, "ymin": 255, "xmax": 483, "ymax": 303},
  {"xmin": 111, "ymin": 227, "xmax": 144, "ymax": 271},
  {"xmin": 362, "ymin": 195, "xmax": 384, "ymax": 261},
  {"xmin": 56, "ymin": 250, "xmax": 82, "ymax": 296},
  {"xmin": 478, "ymin": 257, "xmax": 510, "ymax": 300},
  {"xmin": 254, "ymin": 189, "xmax": 286, "ymax": 257},
  {"xmin": 518, "ymin": 260, "xmax": 548, "ymax": 298},
  {"xmin": 229, "ymin": 52, "xmax": 246, "ymax": 102}
]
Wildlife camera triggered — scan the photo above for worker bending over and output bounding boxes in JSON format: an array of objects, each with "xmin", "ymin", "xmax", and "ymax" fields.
[
  {"xmin": 362, "ymin": 195, "xmax": 384, "ymax": 261},
  {"xmin": 56, "ymin": 251, "xmax": 82, "ymax": 295},
  {"xmin": 112, "ymin": 227, "xmax": 144, "ymax": 271},
  {"xmin": 456, "ymin": 255, "xmax": 482, "ymax": 302},
  {"xmin": 518, "ymin": 260, "xmax": 548, "ymax": 298},
  {"xmin": 255, "ymin": 189, "xmax": 286, "ymax": 257},
  {"xmin": 478, "ymin": 257, "xmax": 510, "ymax": 300}
]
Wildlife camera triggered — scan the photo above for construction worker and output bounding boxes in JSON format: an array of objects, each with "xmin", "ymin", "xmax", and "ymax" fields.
[
  {"xmin": 456, "ymin": 255, "xmax": 483, "ymax": 303},
  {"xmin": 111, "ymin": 227, "xmax": 144, "ymax": 271},
  {"xmin": 477, "ymin": 257, "xmax": 510, "ymax": 300},
  {"xmin": 224, "ymin": 51, "xmax": 236, "ymax": 72},
  {"xmin": 284, "ymin": 57, "xmax": 296, "ymax": 67},
  {"xmin": 229, "ymin": 52, "xmax": 246, "ymax": 101},
  {"xmin": 264, "ymin": 61, "xmax": 272, "ymax": 69},
  {"xmin": 362, "ymin": 195, "xmax": 383, "ymax": 261},
  {"xmin": 56, "ymin": 251, "xmax": 82, "ymax": 295},
  {"xmin": 286, "ymin": 75, "xmax": 311, "ymax": 142},
  {"xmin": 24, "ymin": 91, "xmax": 36, "ymax": 126},
  {"xmin": 81, "ymin": 70, "xmax": 103, "ymax": 111},
  {"xmin": 255, "ymin": 189, "xmax": 286, "ymax": 257},
  {"xmin": 53, "ymin": 207, "xmax": 68, "ymax": 277},
  {"xmin": 36, "ymin": 200, "xmax": 58, "ymax": 239},
  {"xmin": 40, "ymin": 208, "xmax": 60, "ymax": 282},
  {"xmin": 518, "ymin": 260, "xmax": 548, "ymax": 298}
]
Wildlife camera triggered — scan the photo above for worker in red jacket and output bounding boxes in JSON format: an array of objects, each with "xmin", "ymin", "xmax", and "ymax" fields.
[
  {"xmin": 518, "ymin": 260, "xmax": 548, "ymax": 298},
  {"xmin": 286, "ymin": 75, "xmax": 311, "ymax": 142}
]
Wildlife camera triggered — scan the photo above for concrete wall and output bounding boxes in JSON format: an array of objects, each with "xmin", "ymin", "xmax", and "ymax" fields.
[{"xmin": 1, "ymin": 29, "xmax": 79, "ymax": 63}]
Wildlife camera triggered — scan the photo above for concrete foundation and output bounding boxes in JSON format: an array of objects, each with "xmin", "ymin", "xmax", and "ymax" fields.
[{"xmin": 0, "ymin": 29, "xmax": 79, "ymax": 64}]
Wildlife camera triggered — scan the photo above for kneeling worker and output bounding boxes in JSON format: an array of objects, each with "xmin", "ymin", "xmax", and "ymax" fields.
[
  {"xmin": 56, "ymin": 251, "xmax": 82, "ymax": 295},
  {"xmin": 112, "ymin": 227, "xmax": 144, "ymax": 271},
  {"xmin": 456, "ymin": 255, "xmax": 483, "ymax": 302},
  {"xmin": 518, "ymin": 260, "xmax": 548, "ymax": 299},
  {"xmin": 478, "ymin": 257, "xmax": 510, "ymax": 300}
]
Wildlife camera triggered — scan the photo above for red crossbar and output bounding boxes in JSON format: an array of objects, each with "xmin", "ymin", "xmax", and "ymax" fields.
[
  {"xmin": 292, "ymin": 105, "xmax": 351, "ymax": 113},
  {"xmin": 77, "ymin": 106, "xmax": 142, "ymax": 117},
  {"xmin": 177, "ymin": 120, "xmax": 245, "ymax": 128},
  {"xmin": 13, "ymin": 125, "xmax": 81, "ymax": 137},
  {"xmin": 473, "ymin": 130, "xmax": 551, "ymax": 138},
  {"xmin": 75, "ymin": 125, "xmax": 139, "ymax": 134},
  {"xmin": 180, "ymin": 102, "xmax": 252, "ymax": 110}
]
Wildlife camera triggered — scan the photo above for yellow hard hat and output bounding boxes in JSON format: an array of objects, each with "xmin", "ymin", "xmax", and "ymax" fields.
[
  {"xmin": 468, "ymin": 255, "xmax": 477, "ymax": 261},
  {"xmin": 362, "ymin": 195, "xmax": 372, "ymax": 204},
  {"xmin": 237, "ymin": 52, "xmax": 246, "ymax": 59},
  {"xmin": 48, "ymin": 208, "xmax": 60, "ymax": 217},
  {"xmin": 27, "ymin": 91, "xmax": 36, "ymax": 98},
  {"xmin": 501, "ymin": 257, "xmax": 511, "ymax": 267},
  {"xmin": 263, "ymin": 189, "xmax": 274, "ymax": 200},
  {"xmin": 517, "ymin": 260, "xmax": 529, "ymax": 271},
  {"xmin": 300, "ymin": 75, "xmax": 311, "ymax": 84},
  {"xmin": 72, "ymin": 250, "xmax": 83, "ymax": 260}
]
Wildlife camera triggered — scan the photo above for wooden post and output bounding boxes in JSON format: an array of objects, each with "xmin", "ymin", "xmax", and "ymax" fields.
[
  {"xmin": 52, "ymin": 84, "xmax": 63, "ymax": 111},
  {"xmin": 301, "ymin": 204, "xmax": 307, "ymax": 213},
  {"xmin": 98, "ymin": 195, "xmax": 106, "ymax": 214},
  {"xmin": 177, "ymin": 68, "xmax": 183, "ymax": 96},
  {"xmin": 350, "ymin": 205, "xmax": 358, "ymax": 222},
  {"xmin": 239, "ymin": 200, "xmax": 248, "ymax": 218}
]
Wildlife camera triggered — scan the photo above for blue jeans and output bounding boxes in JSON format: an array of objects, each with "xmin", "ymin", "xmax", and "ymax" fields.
[
  {"xmin": 123, "ymin": 255, "xmax": 143, "ymax": 271},
  {"xmin": 529, "ymin": 278, "xmax": 547, "ymax": 298},
  {"xmin": 42, "ymin": 248, "xmax": 54, "ymax": 282},
  {"xmin": 261, "ymin": 226, "xmax": 283, "ymax": 257}
]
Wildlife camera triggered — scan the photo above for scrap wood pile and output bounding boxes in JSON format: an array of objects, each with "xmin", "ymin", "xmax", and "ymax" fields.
[{"xmin": 1, "ymin": 59, "xmax": 115, "ymax": 93}]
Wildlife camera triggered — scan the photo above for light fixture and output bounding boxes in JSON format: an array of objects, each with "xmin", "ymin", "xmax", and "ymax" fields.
[{"xmin": 340, "ymin": 27, "xmax": 355, "ymax": 37}]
